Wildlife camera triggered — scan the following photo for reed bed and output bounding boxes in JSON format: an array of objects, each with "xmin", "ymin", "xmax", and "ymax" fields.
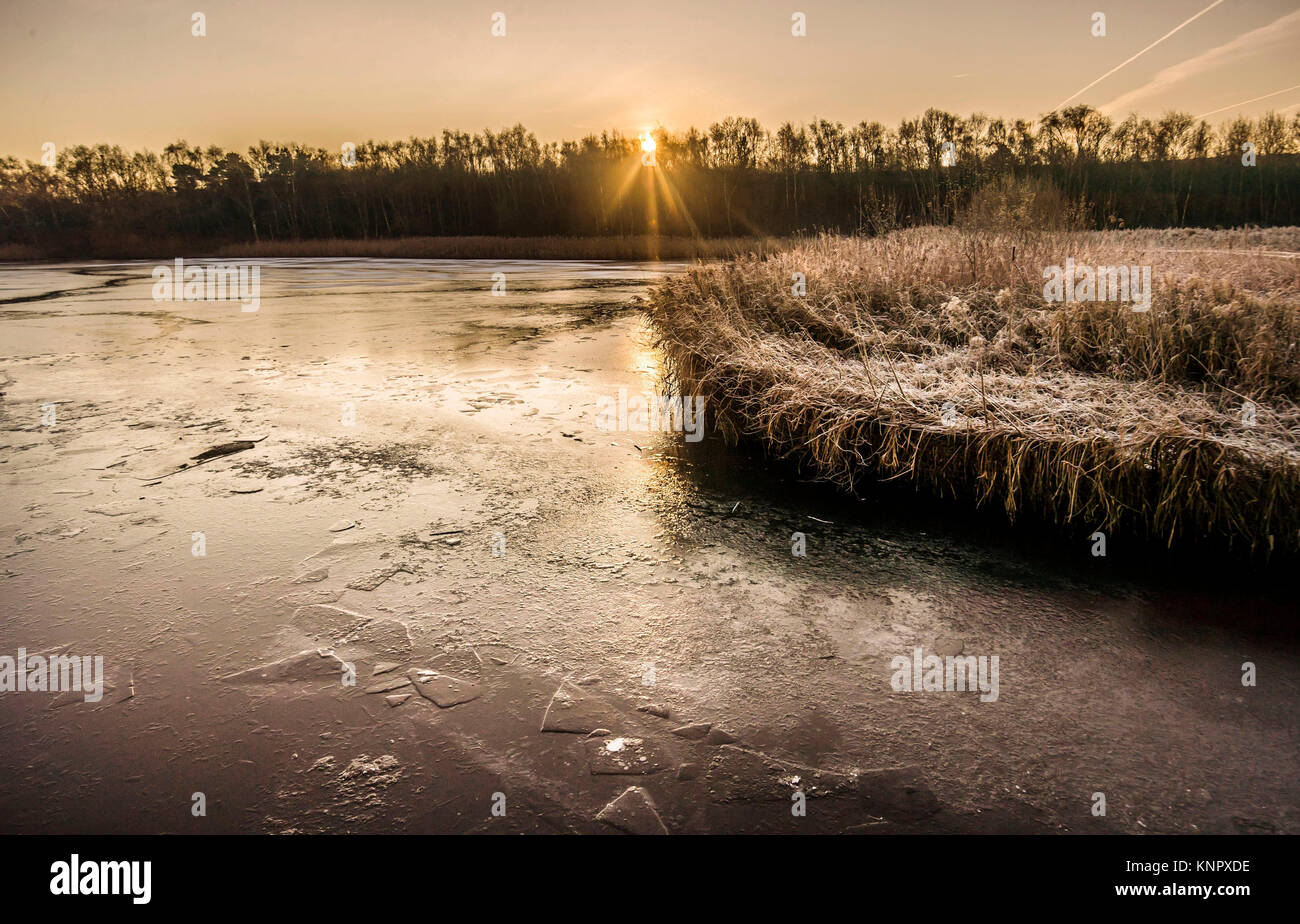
[{"xmin": 648, "ymin": 227, "xmax": 1300, "ymax": 555}]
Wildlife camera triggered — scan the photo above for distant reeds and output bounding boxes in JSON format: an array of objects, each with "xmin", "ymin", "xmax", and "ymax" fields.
[
  {"xmin": 648, "ymin": 227, "xmax": 1300, "ymax": 555},
  {"xmin": 215, "ymin": 235, "xmax": 790, "ymax": 262},
  {"xmin": 0, "ymin": 242, "xmax": 42, "ymax": 261},
  {"xmin": 0, "ymin": 235, "xmax": 793, "ymax": 263}
]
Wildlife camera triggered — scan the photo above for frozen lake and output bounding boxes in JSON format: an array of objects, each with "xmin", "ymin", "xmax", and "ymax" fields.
[{"xmin": 0, "ymin": 258, "xmax": 1295, "ymax": 833}]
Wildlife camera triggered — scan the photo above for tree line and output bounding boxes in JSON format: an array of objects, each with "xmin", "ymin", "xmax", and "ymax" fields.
[{"xmin": 3, "ymin": 105, "xmax": 1299, "ymax": 254}]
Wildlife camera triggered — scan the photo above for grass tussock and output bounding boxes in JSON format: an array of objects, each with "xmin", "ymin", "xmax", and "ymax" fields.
[{"xmin": 648, "ymin": 226, "xmax": 1300, "ymax": 555}]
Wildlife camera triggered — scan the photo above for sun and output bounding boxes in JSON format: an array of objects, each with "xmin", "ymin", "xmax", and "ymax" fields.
[{"xmin": 640, "ymin": 132, "xmax": 657, "ymax": 153}]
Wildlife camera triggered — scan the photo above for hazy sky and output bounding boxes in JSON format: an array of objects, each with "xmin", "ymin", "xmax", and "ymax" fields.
[{"xmin": 2, "ymin": 0, "xmax": 1297, "ymax": 157}]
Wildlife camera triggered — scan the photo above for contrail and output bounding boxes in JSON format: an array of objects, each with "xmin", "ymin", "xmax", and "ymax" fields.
[
  {"xmin": 1195, "ymin": 83, "xmax": 1300, "ymax": 118},
  {"xmin": 1052, "ymin": 0, "xmax": 1225, "ymax": 111}
]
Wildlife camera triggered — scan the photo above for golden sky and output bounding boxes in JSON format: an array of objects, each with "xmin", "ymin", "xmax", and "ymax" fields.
[{"xmin": 2, "ymin": 0, "xmax": 1298, "ymax": 156}]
